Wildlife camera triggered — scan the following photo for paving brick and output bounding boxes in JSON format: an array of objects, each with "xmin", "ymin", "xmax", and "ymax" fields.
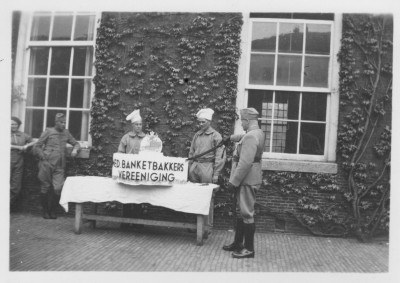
[{"xmin": 9, "ymin": 212, "xmax": 389, "ymax": 272}]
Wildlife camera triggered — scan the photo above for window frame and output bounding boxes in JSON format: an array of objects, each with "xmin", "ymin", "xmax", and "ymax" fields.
[
  {"xmin": 15, "ymin": 11, "xmax": 100, "ymax": 146},
  {"xmin": 236, "ymin": 13, "xmax": 342, "ymax": 173}
]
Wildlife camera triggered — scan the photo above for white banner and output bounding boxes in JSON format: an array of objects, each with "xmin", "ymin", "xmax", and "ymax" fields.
[{"xmin": 112, "ymin": 152, "xmax": 189, "ymax": 186}]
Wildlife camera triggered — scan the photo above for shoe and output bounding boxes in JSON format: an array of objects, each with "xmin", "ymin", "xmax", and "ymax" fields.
[
  {"xmin": 231, "ymin": 248, "xmax": 255, "ymax": 259},
  {"xmin": 41, "ymin": 193, "xmax": 50, "ymax": 219},
  {"xmin": 48, "ymin": 192, "xmax": 58, "ymax": 219},
  {"xmin": 222, "ymin": 218, "xmax": 244, "ymax": 252},
  {"xmin": 222, "ymin": 242, "xmax": 243, "ymax": 252}
]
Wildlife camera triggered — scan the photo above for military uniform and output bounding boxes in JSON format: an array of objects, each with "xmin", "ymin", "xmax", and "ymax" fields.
[
  {"xmin": 188, "ymin": 127, "xmax": 225, "ymax": 183},
  {"xmin": 10, "ymin": 131, "xmax": 32, "ymax": 204},
  {"xmin": 35, "ymin": 127, "xmax": 80, "ymax": 195},
  {"xmin": 223, "ymin": 108, "xmax": 264, "ymax": 259}
]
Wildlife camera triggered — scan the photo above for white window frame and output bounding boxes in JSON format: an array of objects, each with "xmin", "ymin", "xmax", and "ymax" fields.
[
  {"xmin": 12, "ymin": 11, "xmax": 101, "ymax": 147},
  {"xmin": 236, "ymin": 13, "xmax": 342, "ymax": 173}
]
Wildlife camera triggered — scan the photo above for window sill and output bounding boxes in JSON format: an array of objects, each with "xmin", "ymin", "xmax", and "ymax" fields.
[
  {"xmin": 262, "ymin": 159, "xmax": 337, "ymax": 174},
  {"xmin": 66, "ymin": 146, "xmax": 91, "ymax": 159}
]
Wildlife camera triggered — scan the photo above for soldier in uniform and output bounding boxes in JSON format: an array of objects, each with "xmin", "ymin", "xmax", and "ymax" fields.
[
  {"xmin": 10, "ymin": 117, "xmax": 36, "ymax": 208},
  {"xmin": 188, "ymin": 108, "xmax": 226, "ymax": 184},
  {"xmin": 118, "ymin": 109, "xmax": 145, "ymax": 226},
  {"xmin": 222, "ymin": 108, "xmax": 265, "ymax": 259},
  {"xmin": 34, "ymin": 113, "xmax": 80, "ymax": 219}
]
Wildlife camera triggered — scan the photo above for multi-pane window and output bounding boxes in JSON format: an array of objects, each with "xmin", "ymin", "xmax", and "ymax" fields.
[
  {"xmin": 25, "ymin": 12, "xmax": 96, "ymax": 141},
  {"xmin": 247, "ymin": 17, "xmax": 334, "ymax": 161}
]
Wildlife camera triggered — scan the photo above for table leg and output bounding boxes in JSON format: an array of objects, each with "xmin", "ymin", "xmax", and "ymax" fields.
[
  {"xmin": 196, "ymin": 215, "xmax": 205, "ymax": 246},
  {"xmin": 74, "ymin": 203, "xmax": 83, "ymax": 234},
  {"xmin": 89, "ymin": 203, "xmax": 98, "ymax": 229},
  {"xmin": 209, "ymin": 192, "xmax": 215, "ymax": 230}
]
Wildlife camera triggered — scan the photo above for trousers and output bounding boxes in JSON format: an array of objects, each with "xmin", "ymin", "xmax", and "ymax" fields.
[
  {"xmin": 38, "ymin": 160, "xmax": 65, "ymax": 195},
  {"xmin": 235, "ymin": 185, "xmax": 257, "ymax": 224},
  {"xmin": 188, "ymin": 162, "xmax": 213, "ymax": 183},
  {"xmin": 10, "ymin": 155, "xmax": 24, "ymax": 204}
]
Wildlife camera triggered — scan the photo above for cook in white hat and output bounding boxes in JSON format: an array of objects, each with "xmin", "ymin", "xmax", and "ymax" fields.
[
  {"xmin": 117, "ymin": 109, "xmax": 145, "ymax": 154},
  {"xmin": 117, "ymin": 109, "xmax": 146, "ymax": 225},
  {"xmin": 188, "ymin": 108, "xmax": 226, "ymax": 184}
]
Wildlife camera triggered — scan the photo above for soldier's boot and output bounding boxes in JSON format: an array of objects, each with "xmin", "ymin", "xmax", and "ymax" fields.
[
  {"xmin": 232, "ymin": 223, "xmax": 255, "ymax": 259},
  {"xmin": 40, "ymin": 193, "xmax": 50, "ymax": 219},
  {"xmin": 222, "ymin": 218, "xmax": 244, "ymax": 252},
  {"xmin": 48, "ymin": 192, "xmax": 59, "ymax": 219}
]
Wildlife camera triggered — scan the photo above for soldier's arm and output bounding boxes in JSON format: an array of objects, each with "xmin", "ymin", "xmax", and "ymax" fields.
[
  {"xmin": 117, "ymin": 135, "xmax": 127, "ymax": 153},
  {"xmin": 33, "ymin": 130, "xmax": 50, "ymax": 159},
  {"xmin": 230, "ymin": 134, "xmax": 245, "ymax": 142},
  {"xmin": 229, "ymin": 134, "xmax": 257, "ymax": 187},
  {"xmin": 213, "ymin": 132, "xmax": 225, "ymax": 178},
  {"xmin": 23, "ymin": 133, "xmax": 36, "ymax": 150},
  {"xmin": 67, "ymin": 131, "xmax": 80, "ymax": 153}
]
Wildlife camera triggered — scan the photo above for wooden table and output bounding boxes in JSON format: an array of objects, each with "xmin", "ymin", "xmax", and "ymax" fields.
[{"xmin": 61, "ymin": 176, "xmax": 218, "ymax": 246}]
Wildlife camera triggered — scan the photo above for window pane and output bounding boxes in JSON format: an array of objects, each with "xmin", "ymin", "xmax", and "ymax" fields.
[
  {"xmin": 249, "ymin": 54, "xmax": 275, "ymax": 85},
  {"xmin": 74, "ymin": 15, "xmax": 95, "ymax": 41},
  {"xmin": 51, "ymin": 14, "xmax": 73, "ymax": 40},
  {"xmin": 301, "ymin": 92, "xmax": 327, "ymax": 121},
  {"xmin": 69, "ymin": 111, "xmax": 89, "ymax": 141},
  {"xmin": 26, "ymin": 78, "xmax": 46, "ymax": 107},
  {"xmin": 303, "ymin": 56, "xmax": 329, "ymax": 88},
  {"xmin": 73, "ymin": 47, "xmax": 93, "ymax": 76},
  {"xmin": 278, "ymin": 23, "xmax": 303, "ymax": 53},
  {"xmin": 247, "ymin": 89, "xmax": 273, "ymax": 116},
  {"xmin": 46, "ymin": 110, "xmax": 67, "ymax": 128},
  {"xmin": 305, "ymin": 24, "xmax": 331, "ymax": 55},
  {"xmin": 260, "ymin": 120, "xmax": 271, "ymax": 152},
  {"xmin": 275, "ymin": 91, "xmax": 299, "ymax": 120},
  {"xmin": 276, "ymin": 55, "xmax": 302, "ymax": 86},
  {"xmin": 251, "ymin": 22, "xmax": 277, "ymax": 52},
  {"xmin": 300, "ymin": 123, "xmax": 325, "ymax": 155},
  {"xmin": 29, "ymin": 47, "xmax": 49, "ymax": 75},
  {"xmin": 48, "ymin": 78, "xmax": 68, "ymax": 107},
  {"xmin": 71, "ymin": 79, "xmax": 91, "ymax": 108},
  {"xmin": 50, "ymin": 47, "xmax": 71, "ymax": 75},
  {"xmin": 25, "ymin": 109, "xmax": 44, "ymax": 138},
  {"xmin": 272, "ymin": 121, "xmax": 298, "ymax": 153},
  {"xmin": 30, "ymin": 14, "xmax": 51, "ymax": 41}
]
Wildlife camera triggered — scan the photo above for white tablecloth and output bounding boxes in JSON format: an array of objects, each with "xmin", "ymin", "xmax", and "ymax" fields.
[{"xmin": 60, "ymin": 176, "xmax": 218, "ymax": 215}]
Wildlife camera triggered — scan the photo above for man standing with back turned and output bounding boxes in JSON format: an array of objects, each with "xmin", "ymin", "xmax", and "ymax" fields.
[{"xmin": 222, "ymin": 108, "xmax": 265, "ymax": 259}]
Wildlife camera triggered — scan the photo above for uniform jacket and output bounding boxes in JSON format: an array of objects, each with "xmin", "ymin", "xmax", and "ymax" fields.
[
  {"xmin": 188, "ymin": 126, "xmax": 226, "ymax": 179},
  {"xmin": 34, "ymin": 127, "xmax": 80, "ymax": 169},
  {"xmin": 11, "ymin": 130, "xmax": 32, "ymax": 162},
  {"xmin": 229, "ymin": 124, "xmax": 265, "ymax": 187},
  {"xmin": 118, "ymin": 131, "xmax": 145, "ymax": 154}
]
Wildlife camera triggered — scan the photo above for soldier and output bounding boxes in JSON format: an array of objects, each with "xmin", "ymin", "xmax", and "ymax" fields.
[
  {"xmin": 222, "ymin": 108, "xmax": 265, "ymax": 259},
  {"xmin": 118, "ymin": 109, "xmax": 145, "ymax": 227},
  {"xmin": 34, "ymin": 113, "xmax": 80, "ymax": 219},
  {"xmin": 188, "ymin": 108, "xmax": 226, "ymax": 184},
  {"xmin": 10, "ymin": 117, "xmax": 36, "ymax": 208}
]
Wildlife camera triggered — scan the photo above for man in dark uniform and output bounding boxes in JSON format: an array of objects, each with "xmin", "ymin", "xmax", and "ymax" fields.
[
  {"xmin": 34, "ymin": 113, "xmax": 80, "ymax": 219},
  {"xmin": 222, "ymin": 108, "xmax": 265, "ymax": 259}
]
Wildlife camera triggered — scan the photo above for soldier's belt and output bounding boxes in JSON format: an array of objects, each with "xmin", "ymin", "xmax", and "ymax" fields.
[
  {"xmin": 233, "ymin": 156, "xmax": 261, "ymax": 163},
  {"xmin": 193, "ymin": 158, "xmax": 215, "ymax": 163}
]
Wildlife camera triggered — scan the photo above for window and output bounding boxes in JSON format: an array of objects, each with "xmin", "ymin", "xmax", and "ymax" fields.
[
  {"xmin": 24, "ymin": 12, "xmax": 96, "ymax": 141},
  {"xmin": 245, "ymin": 15, "xmax": 339, "ymax": 164}
]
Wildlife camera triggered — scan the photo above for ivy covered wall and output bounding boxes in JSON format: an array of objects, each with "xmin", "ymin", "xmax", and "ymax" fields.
[{"xmin": 16, "ymin": 13, "xmax": 391, "ymax": 241}]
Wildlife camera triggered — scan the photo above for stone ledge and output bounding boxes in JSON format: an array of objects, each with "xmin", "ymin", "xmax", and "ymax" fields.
[{"xmin": 262, "ymin": 159, "xmax": 337, "ymax": 174}]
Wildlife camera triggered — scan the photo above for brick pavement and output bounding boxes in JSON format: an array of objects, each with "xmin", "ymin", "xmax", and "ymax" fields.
[{"xmin": 9, "ymin": 212, "xmax": 389, "ymax": 272}]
